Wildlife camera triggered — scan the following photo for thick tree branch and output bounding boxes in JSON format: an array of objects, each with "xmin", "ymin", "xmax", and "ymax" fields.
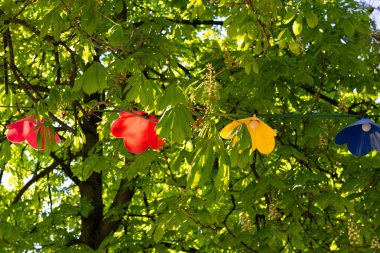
[
  {"xmin": 134, "ymin": 18, "xmax": 224, "ymax": 27},
  {"xmin": 78, "ymin": 172, "xmax": 104, "ymax": 249},
  {"xmin": 98, "ymin": 178, "xmax": 136, "ymax": 243},
  {"xmin": 77, "ymin": 106, "xmax": 106, "ymax": 249}
]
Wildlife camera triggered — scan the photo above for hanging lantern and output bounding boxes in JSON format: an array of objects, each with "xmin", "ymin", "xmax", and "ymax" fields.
[
  {"xmin": 220, "ymin": 115, "xmax": 276, "ymax": 155},
  {"xmin": 6, "ymin": 114, "xmax": 60, "ymax": 150},
  {"xmin": 335, "ymin": 117, "xmax": 380, "ymax": 156},
  {"xmin": 110, "ymin": 111, "xmax": 164, "ymax": 154}
]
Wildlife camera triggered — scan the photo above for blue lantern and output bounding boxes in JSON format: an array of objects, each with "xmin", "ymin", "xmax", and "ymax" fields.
[{"xmin": 335, "ymin": 118, "xmax": 380, "ymax": 156}]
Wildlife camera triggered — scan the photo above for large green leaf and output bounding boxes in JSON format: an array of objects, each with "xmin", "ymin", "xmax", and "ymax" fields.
[
  {"xmin": 156, "ymin": 85, "xmax": 188, "ymax": 113},
  {"xmin": 306, "ymin": 11, "xmax": 318, "ymax": 28},
  {"xmin": 342, "ymin": 18, "xmax": 355, "ymax": 37},
  {"xmin": 155, "ymin": 104, "xmax": 194, "ymax": 143},
  {"xmin": 214, "ymin": 140, "xmax": 230, "ymax": 191},
  {"xmin": 126, "ymin": 150, "xmax": 158, "ymax": 180},
  {"xmin": 125, "ymin": 74, "xmax": 160, "ymax": 110},
  {"xmin": 80, "ymin": 0, "xmax": 97, "ymax": 35},
  {"xmin": 292, "ymin": 15, "xmax": 303, "ymax": 36},
  {"xmin": 283, "ymin": 8, "xmax": 297, "ymax": 24},
  {"xmin": 39, "ymin": 8, "xmax": 65, "ymax": 41},
  {"xmin": 108, "ymin": 24, "xmax": 124, "ymax": 47},
  {"xmin": 187, "ymin": 140, "xmax": 215, "ymax": 188},
  {"xmin": 73, "ymin": 62, "xmax": 108, "ymax": 95},
  {"xmin": 188, "ymin": 0, "xmax": 205, "ymax": 19}
]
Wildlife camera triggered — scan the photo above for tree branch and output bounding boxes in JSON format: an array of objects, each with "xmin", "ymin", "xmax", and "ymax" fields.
[
  {"xmin": 50, "ymin": 152, "xmax": 81, "ymax": 185},
  {"xmin": 134, "ymin": 18, "xmax": 224, "ymax": 28},
  {"xmin": 2, "ymin": 26, "xmax": 9, "ymax": 94},
  {"xmin": 98, "ymin": 177, "xmax": 136, "ymax": 244},
  {"xmin": 300, "ymin": 85, "xmax": 359, "ymax": 114},
  {"xmin": 4, "ymin": 22, "xmax": 76, "ymax": 133},
  {"xmin": 251, "ymin": 155, "xmax": 271, "ymax": 205},
  {"xmin": 12, "ymin": 161, "xmax": 58, "ymax": 205},
  {"xmin": 223, "ymin": 194, "xmax": 236, "ymax": 237},
  {"xmin": 4, "ymin": 26, "xmax": 39, "ymax": 103}
]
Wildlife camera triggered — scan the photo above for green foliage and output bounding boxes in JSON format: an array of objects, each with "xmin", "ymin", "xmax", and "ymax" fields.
[
  {"xmin": 74, "ymin": 62, "xmax": 108, "ymax": 95},
  {"xmin": 0, "ymin": 0, "xmax": 379, "ymax": 252},
  {"xmin": 125, "ymin": 74, "xmax": 160, "ymax": 110},
  {"xmin": 156, "ymin": 104, "xmax": 194, "ymax": 143}
]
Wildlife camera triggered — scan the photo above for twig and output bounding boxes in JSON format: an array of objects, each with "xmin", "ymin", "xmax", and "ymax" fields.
[
  {"xmin": 2, "ymin": 30, "xmax": 9, "ymax": 94},
  {"xmin": 12, "ymin": 161, "xmax": 58, "ymax": 205},
  {"xmin": 50, "ymin": 153, "xmax": 81, "ymax": 185},
  {"xmin": 251, "ymin": 154, "xmax": 271, "ymax": 205},
  {"xmin": 223, "ymin": 194, "xmax": 236, "ymax": 237}
]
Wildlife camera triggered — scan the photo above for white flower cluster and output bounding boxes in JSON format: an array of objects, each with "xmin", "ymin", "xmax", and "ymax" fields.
[
  {"xmin": 268, "ymin": 204, "xmax": 281, "ymax": 221},
  {"xmin": 239, "ymin": 212, "xmax": 253, "ymax": 232},
  {"xmin": 371, "ymin": 235, "xmax": 380, "ymax": 249},
  {"xmin": 347, "ymin": 221, "xmax": 360, "ymax": 246}
]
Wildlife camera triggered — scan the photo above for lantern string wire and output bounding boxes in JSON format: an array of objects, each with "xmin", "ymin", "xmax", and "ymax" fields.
[{"xmin": 0, "ymin": 105, "xmax": 378, "ymax": 119}]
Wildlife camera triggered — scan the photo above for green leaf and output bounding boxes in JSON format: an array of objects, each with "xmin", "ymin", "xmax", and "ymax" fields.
[
  {"xmin": 82, "ymin": 155, "xmax": 99, "ymax": 180},
  {"xmin": 342, "ymin": 19, "xmax": 354, "ymax": 37},
  {"xmin": 156, "ymin": 104, "xmax": 194, "ymax": 143},
  {"xmin": 226, "ymin": 19, "xmax": 239, "ymax": 38},
  {"xmin": 75, "ymin": 62, "xmax": 108, "ymax": 95},
  {"xmin": 81, "ymin": 0, "xmax": 97, "ymax": 35},
  {"xmin": 252, "ymin": 59, "xmax": 259, "ymax": 74},
  {"xmin": 131, "ymin": 150, "xmax": 158, "ymax": 171},
  {"xmin": 199, "ymin": 209, "xmax": 216, "ymax": 226},
  {"xmin": 214, "ymin": 141, "xmax": 230, "ymax": 191},
  {"xmin": 289, "ymin": 39, "xmax": 300, "ymax": 55},
  {"xmin": 306, "ymin": 11, "xmax": 318, "ymax": 28},
  {"xmin": 126, "ymin": 150, "xmax": 158, "ymax": 180},
  {"xmin": 36, "ymin": 101, "xmax": 47, "ymax": 116},
  {"xmin": 277, "ymin": 146, "xmax": 306, "ymax": 161},
  {"xmin": 292, "ymin": 15, "xmax": 303, "ymax": 36},
  {"xmin": 283, "ymin": 9, "xmax": 297, "ymax": 24},
  {"xmin": 43, "ymin": 124, "xmax": 56, "ymax": 155},
  {"xmin": 154, "ymin": 225, "xmax": 164, "ymax": 243},
  {"xmin": 190, "ymin": 0, "xmax": 205, "ymax": 19},
  {"xmin": 108, "ymin": 24, "xmax": 124, "ymax": 47},
  {"xmin": 187, "ymin": 140, "xmax": 215, "ymax": 188},
  {"xmin": 125, "ymin": 74, "xmax": 160, "ymax": 110},
  {"xmin": 268, "ymin": 176, "xmax": 287, "ymax": 189},
  {"xmin": 235, "ymin": 124, "xmax": 251, "ymax": 151},
  {"xmin": 254, "ymin": 41, "xmax": 262, "ymax": 55},
  {"xmin": 156, "ymin": 85, "xmax": 188, "ymax": 113},
  {"xmin": 237, "ymin": 149, "xmax": 250, "ymax": 169},
  {"xmin": 80, "ymin": 198, "xmax": 94, "ymax": 218},
  {"xmin": 36, "ymin": 125, "xmax": 43, "ymax": 150},
  {"xmin": 0, "ymin": 142, "xmax": 11, "ymax": 161},
  {"xmin": 39, "ymin": 9, "xmax": 65, "ymax": 40}
]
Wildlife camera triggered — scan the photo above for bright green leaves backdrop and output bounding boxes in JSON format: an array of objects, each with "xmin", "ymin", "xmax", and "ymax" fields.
[{"xmin": 0, "ymin": 0, "xmax": 380, "ymax": 252}]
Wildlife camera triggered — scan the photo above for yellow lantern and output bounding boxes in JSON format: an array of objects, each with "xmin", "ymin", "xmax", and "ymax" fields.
[{"xmin": 220, "ymin": 115, "xmax": 276, "ymax": 155}]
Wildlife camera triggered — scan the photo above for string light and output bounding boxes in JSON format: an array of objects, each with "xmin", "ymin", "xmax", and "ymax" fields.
[
  {"xmin": 0, "ymin": 105, "xmax": 122, "ymax": 113},
  {"xmin": 1, "ymin": 105, "xmax": 378, "ymax": 118}
]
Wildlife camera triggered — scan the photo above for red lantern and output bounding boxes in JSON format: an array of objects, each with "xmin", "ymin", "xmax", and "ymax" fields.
[{"xmin": 111, "ymin": 111, "xmax": 164, "ymax": 154}]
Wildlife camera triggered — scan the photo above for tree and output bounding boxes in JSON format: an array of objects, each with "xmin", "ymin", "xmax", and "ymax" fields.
[{"xmin": 0, "ymin": 0, "xmax": 379, "ymax": 252}]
